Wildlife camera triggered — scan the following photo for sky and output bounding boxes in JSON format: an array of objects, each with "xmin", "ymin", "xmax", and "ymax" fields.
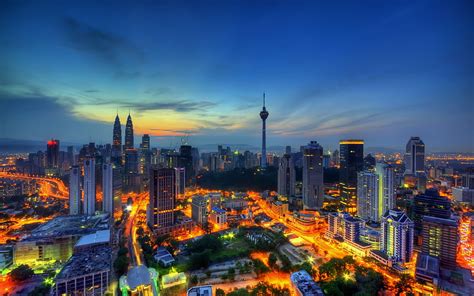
[{"xmin": 0, "ymin": 0, "xmax": 473, "ymax": 152}]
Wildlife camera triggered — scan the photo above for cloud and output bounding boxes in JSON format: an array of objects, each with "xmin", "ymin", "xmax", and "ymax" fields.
[
  {"xmin": 62, "ymin": 17, "xmax": 144, "ymax": 67},
  {"xmin": 98, "ymin": 99, "xmax": 218, "ymax": 113}
]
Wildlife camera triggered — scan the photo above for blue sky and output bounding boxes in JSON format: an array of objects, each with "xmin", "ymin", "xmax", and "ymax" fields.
[{"xmin": 0, "ymin": 0, "xmax": 472, "ymax": 152}]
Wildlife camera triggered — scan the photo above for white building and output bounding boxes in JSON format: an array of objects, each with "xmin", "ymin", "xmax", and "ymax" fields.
[
  {"xmin": 83, "ymin": 158, "xmax": 96, "ymax": 216},
  {"xmin": 69, "ymin": 165, "xmax": 81, "ymax": 215},
  {"xmin": 357, "ymin": 171, "xmax": 379, "ymax": 222},
  {"xmin": 380, "ymin": 209, "xmax": 414, "ymax": 264},
  {"xmin": 302, "ymin": 141, "xmax": 324, "ymax": 209}
]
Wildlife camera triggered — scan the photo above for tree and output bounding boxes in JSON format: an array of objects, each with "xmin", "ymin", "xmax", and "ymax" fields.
[
  {"xmin": 190, "ymin": 275, "xmax": 198, "ymax": 285},
  {"xmin": 252, "ymin": 259, "xmax": 270, "ymax": 276},
  {"xmin": 9, "ymin": 264, "xmax": 34, "ymax": 282},
  {"xmin": 394, "ymin": 274, "xmax": 415, "ymax": 295},
  {"xmin": 228, "ymin": 268, "xmax": 236, "ymax": 281},
  {"xmin": 268, "ymin": 253, "xmax": 278, "ymax": 269},
  {"xmin": 354, "ymin": 265, "xmax": 385, "ymax": 295},
  {"xmin": 113, "ymin": 256, "xmax": 129, "ymax": 276},
  {"xmin": 216, "ymin": 289, "xmax": 226, "ymax": 296},
  {"xmin": 189, "ymin": 250, "xmax": 212, "ymax": 270}
]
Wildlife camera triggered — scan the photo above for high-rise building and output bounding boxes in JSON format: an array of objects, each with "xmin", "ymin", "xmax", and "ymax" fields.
[
  {"xmin": 124, "ymin": 113, "xmax": 134, "ymax": 149},
  {"xmin": 357, "ymin": 171, "xmax": 379, "ymax": 222},
  {"xmin": 139, "ymin": 134, "xmax": 151, "ymax": 177},
  {"xmin": 191, "ymin": 195, "xmax": 208, "ymax": 226},
  {"xmin": 339, "ymin": 140, "xmax": 364, "ymax": 213},
  {"xmin": 302, "ymin": 141, "xmax": 324, "ymax": 209},
  {"xmin": 259, "ymin": 93, "xmax": 269, "ymax": 168},
  {"xmin": 364, "ymin": 154, "xmax": 376, "ymax": 171},
  {"xmin": 326, "ymin": 212, "xmax": 364, "ymax": 243},
  {"xmin": 46, "ymin": 139, "xmax": 60, "ymax": 169},
  {"xmin": 179, "ymin": 145, "xmax": 194, "ymax": 186},
  {"xmin": 421, "ymin": 216, "xmax": 459, "ymax": 270},
  {"xmin": 102, "ymin": 163, "xmax": 113, "ymax": 215},
  {"xmin": 376, "ymin": 162, "xmax": 395, "ymax": 220},
  {"xmin": 148, "ymin": 168, "xmax": 178, "ymax": 229},
  {"xmin": 278, "ymin": 152, "xmax": 296, "ymax": 197},
  {"xmin": 113, "ymin": 114, "xmax": 122, "ymax": 152},
  {"xmin": 67, "ymin": 146, "xmax": 75, "ymax": 166},
  {"xmin": 83, "ymin": 158, "xmax": 96, "ymax": 215},
  {"xmin": 141, "ymin": 134, "xmax": 150, "ymax": 150},
  {"xmin": 412, "ymin": 189, "xmax": 451, "ymax": 245},
  {"xmin": 69, "ymin": 166, "xmax": 81, "ymax": 215},
  {"xmin": 404, "ymin": 137, "xmax": 425, "ymax": 176},
  {"xmin": 380, "ymin": 209, "xmax": 414, "ymax": 264}
]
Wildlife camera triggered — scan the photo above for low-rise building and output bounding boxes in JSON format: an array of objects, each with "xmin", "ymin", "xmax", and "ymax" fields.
[
  {"xmin": 290, "ymin": 270, "xmax": 324, "ymax": 296},
  {"xmin": 187, "ymin": 285, "xmax": 212, "ymax": 296},
  {"xmin": 209, "ymin": 207, "xmax": 227, "ymax": 227},
  {"xmin": 154, "ymin": 246, "xmax": 175, "ymax": 267},
  {"xmin": 52, "ymin": 245, "xmax": 112, "ymax": 296}
]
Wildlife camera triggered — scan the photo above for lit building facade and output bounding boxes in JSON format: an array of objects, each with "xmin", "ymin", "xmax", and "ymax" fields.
[
  {"xmin": 421, "ymin": 216, "xmax": 459, "ymax": 270},
  {"xmin": 102, "ymin": 163, "xmax": 113, "ymax": 215},
  {"xmin": 380, "ymin": 209, "xmax": 414, "ymax": 264},
  {"xmin": 148, "ymin": 168, "xmax": 178, "ymax": 230},
  {"xmin": 124, "ymin": 113, "xmax": 134, "ymax": 149},
  {"xmin": 191, "ymin": 195, "xmax": 208, "ymax": 226},
  {"xmin": 339, "ymin": 140, "xmax": 364, "ymax": 213}
]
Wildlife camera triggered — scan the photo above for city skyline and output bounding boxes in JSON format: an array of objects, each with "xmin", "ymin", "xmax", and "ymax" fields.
[{"xmin": 1, "ymin": 1, "xmax": 473, "ymax": 152}]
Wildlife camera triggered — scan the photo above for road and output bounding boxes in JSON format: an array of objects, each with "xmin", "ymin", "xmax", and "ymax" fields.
[
  {"xmin": 0, "ymin": 172, "xmax": 68, "ymax": 199},
  {"xmin": 124, "ymin": 192, "xmax": 148, "ymax": 266}
]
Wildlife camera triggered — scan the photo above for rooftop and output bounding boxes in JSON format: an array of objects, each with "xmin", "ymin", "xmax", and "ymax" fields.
[
  {"xmin": 75, "ymin": 229, "xmax": 110, "ymax": 248},
  {"xmin": 26, "ymin": 214, "xmax": 109, "ymax": 241},
  {"xmin": 55, "ymin": 245, "xmax": 111, "ymax": 281},
  {"xmin": 126, "ymin": 265, "xmax": 152, "ymax": 290},
  {"xmin": 290, "ymin": 270, "xmax": 324, "ymax": 296},
  {"xmin": 187, "ymin": 285, "xmax": 213, "ymax": 296},
  {"xmin": 211, "ymin": 207, "xmax": 226, "ymax": 214}
]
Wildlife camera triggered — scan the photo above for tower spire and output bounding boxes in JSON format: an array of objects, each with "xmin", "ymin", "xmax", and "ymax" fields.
[{"xmin": 263, "ymin": 92, "xmax": 265, "ymax": 108}]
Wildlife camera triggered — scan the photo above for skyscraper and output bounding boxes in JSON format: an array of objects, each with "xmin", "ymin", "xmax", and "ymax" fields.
[
  {"xmin": 124, "ymin": 113, "xmax": 134, "ymax": 149},
  {"xmin": 278, "ymin": 151, "xmax": 296, "ymax": 197},
  {"xmin": 46, "ymin": 139, "xmax": 60, "ymax": 169},
  {"xmin": 375, "ymin": 162, "xmax": 395, "ymax": 221},
  {"xmin": 302, "ymin": 141, "xmax": 324, "ymax": 209},
  {"xmin": 69, "ymin": 165, "xmax": 81, "ymax": 215},
  {"xmin": 102, "ymin": 163, "xmax": 113, "ymax": 215},
  {"xmin": 83, "ymin": 158, "xmax": 96, "ymax": 215},
  {"xmin": 179, "ymin": 145, "xmax": 194, "ymax": 186},
  {"xmin": 421, "ymin": 216, "xmax": 459, "ymax": 270},
  {"xmin": 148, "ymin": 168, "xmax": 178, "ymax": 229},
  {"xmin": 404, "ymin": 137, "xmax": 425, "ymax": 176},
  {"xmin": 380, "ymin": 209, "xmax": 414, "ymax": 264},
  {"xmin": 141, "ymin": 134, "xmax": 150, "ymax": 150},
  {"xmin": 357, "ymin": 171, "xmax": 379, "ymax": 222},
  {"xmin": 113, "ymin": 114, "xmax": 122, "ymax": 152},
  {"xmin": 357, "ymin": 163, "xmax": 395, "ymax": 223},
  {"xmin": 412, "ymin": 189, "xmax": 452, "ymax": 245},
  {"xmin": 339, "ymin": 140, "xmax": 364, "ymax": 213},
  {"xmin": 259, "ymin": 93, "xmax": 269, "ymax": 168}
]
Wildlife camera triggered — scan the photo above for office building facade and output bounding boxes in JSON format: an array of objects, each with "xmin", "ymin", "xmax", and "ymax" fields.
[
  {"xmin": 339, "ymin": 140, "xmax": 364, "ymax": 213},
  {"xmin": 302, "ymin": 141, "xmax": 324, "ymax": 209},
  {"xmin": 69, "ymin": 165, "xmax": 81, "ymax": 215},
  {"xmin": 84, "ymin": 158, "xmax": 96, "ymax": 215},
  {"xmin": 380, "ymin": 209, "xmax": 414, "ymax": 264},
  {"xmin": 278, "ymin": 152, "xmax": 296, "ymax": 197}
]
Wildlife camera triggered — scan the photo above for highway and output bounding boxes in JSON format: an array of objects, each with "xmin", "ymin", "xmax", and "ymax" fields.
[
  {"xmin": 0, "ymin": 172, "xmax": 68, "ymax": 199},
  {"xmin": 125, "ymin": 192, "xmax": 148, "ymax": 266}
]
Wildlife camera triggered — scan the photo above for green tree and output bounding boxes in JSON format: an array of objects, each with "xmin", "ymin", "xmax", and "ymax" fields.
[
  {"xmin": 228, "ymin": 268, "xmax": 236, "ymax": 281},
  {"xmin": 252, "ymin": 259, "xmax": 270, "ymax": 276},
  {"xmin": 215, "ymin": 288, "xmax": 225, "ymax": 296},
  {"xmin": 268, "ymin": 253, "xmax": 277, "ymax": 269},
  {"xmin": 394, "ymin": 274, "xmax": 415, "ymax": 295},
  {"xmin": 9, "ymin": 264, "xmax": 34, "ymax": 282},
  {"xmin": 190, "ymin": 275, "xmax": 198, "ymax": 285},
  {"xmin": 113, "ymin": 256, "xmax": 129, "ymax": 276}
]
